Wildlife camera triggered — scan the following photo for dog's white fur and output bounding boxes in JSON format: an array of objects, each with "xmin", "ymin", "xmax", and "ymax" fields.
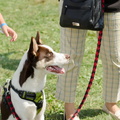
[{"xmin": 1, "ymin": 32, "xmax": 70, "ymax": 120}]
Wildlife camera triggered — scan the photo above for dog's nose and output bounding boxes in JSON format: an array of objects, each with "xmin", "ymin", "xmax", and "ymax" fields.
[{"xmin": 65, "ymin": 54, "xmax": 70, "ymax": 59}]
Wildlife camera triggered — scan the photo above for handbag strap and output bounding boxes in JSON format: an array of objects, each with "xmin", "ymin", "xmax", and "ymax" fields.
[{"xmin": 69, "ymin": 0, "xmax": 104, "ymax": 119}]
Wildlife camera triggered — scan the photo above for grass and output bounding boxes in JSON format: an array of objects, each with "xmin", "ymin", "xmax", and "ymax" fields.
[{"xmin": 0, "ymin": 0, "xmax": 112, "ymax": 119}]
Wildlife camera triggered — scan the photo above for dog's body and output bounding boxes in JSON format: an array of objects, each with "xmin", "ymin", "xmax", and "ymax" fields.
[{"xmin": 1, "ymin": 32, "xmax": 70, "ymax": 120}]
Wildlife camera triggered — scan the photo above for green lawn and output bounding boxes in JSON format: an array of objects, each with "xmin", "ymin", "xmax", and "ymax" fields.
[{"xmin": 0, "ymin": 0, "xmax": 112, "ymax": 119}]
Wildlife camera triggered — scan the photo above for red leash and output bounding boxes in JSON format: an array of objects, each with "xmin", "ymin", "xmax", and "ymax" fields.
[
  {"xmin": 70, "ymin": 30, "xmax": 103, "ymax": 120},
  {"xmin": 5, "ymin": 93, "xmax": 21, "ymax": 120},
  {"xmin": 69, "ymin": 0, "xmax": 104, "ymax": 119}
]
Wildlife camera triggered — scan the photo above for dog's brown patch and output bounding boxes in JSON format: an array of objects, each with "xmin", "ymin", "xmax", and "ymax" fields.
[{"xmin": 37, "ymin": 46, "xmax": 54, "ymax": 62}]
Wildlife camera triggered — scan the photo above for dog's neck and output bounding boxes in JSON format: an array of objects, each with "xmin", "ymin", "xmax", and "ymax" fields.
[{"xmin": 12, "ymin": 51, "xmax": 46, "ymax": 92}]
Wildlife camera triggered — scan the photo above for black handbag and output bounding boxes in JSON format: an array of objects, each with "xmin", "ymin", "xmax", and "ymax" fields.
[{"xmin": 60, "ymin": 0, "xmax": 104, "ymax": 31}]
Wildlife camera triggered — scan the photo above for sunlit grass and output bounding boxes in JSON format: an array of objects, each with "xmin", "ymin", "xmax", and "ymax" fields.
[{"xmin": 0, "ymin": 0, "xmax": 110, "ymax": 119}]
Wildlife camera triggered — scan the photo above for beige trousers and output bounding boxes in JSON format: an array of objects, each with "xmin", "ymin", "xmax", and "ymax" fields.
[{"xmin": 55, "ymin": 0, "xmax": 120, "ymax": 103}]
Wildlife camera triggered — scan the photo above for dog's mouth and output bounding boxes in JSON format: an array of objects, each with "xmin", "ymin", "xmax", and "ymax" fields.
[{"xmin": 46, "ymin": 65, "xmax": 65, "ymax": 74}]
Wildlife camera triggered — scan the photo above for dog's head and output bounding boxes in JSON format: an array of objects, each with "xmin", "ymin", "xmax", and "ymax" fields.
[
  {"xmin": 19, "ymin": 32, "xmax": 70, "ymax": 86},
  {"xmin": 28, "ymin": 32, "xmax": 70, "ymax": 74}
]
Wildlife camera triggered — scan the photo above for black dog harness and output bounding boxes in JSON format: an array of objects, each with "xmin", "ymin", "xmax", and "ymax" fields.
[{"xmin": 3, "ymin": 80, "xmax": 44, "ymax": 119}]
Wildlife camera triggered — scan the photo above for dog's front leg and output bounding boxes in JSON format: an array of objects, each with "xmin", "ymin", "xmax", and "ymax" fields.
[
  {"xmin": 19, "ymin": 105, "xmax": 37, "ymax": 120},
  {"xmin": 36, "ymin": 114, "xmax": 44, "ymax": 120}
]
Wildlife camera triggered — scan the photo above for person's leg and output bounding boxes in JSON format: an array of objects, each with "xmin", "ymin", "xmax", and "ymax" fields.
[
  {"xmin": 105, "ymin": 103, "xmax": 120, "ymax": 114},
  {"xmin": 57, "ymin": 1, "xmax": 87, "ymax": 119},
  {"xmin": 101, "ymin": 12, "xmax": 120, "ymax": 115},
  {"xmin": 65, "ymin": 103, "xmax": 78, "ymax": 119},
  {"xmin": 55, "ymin": 26, "xmax": 87, "ymax": 119}
]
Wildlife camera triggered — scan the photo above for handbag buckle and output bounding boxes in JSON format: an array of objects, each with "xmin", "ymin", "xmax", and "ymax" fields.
[{"xmin": 72, "ymin": 22, "xmax": 80, "ymax": 26}]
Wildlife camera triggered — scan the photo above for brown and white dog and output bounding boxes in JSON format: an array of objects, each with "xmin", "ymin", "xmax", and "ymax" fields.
[{"xmin": 0, "ymin": 32, "xmax": 70, "ymax": 120}]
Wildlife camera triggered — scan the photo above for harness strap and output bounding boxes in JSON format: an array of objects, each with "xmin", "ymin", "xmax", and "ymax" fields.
[
  {"xmin": 9, "ymin": 81, "xmax": 43, "ymax": 110},
  {"xmin": 3, "ymin": 80, "xmax": 43, "ymax": 120}
]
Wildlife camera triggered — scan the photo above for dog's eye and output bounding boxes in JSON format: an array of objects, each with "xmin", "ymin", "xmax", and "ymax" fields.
[
  {"xmin": 44, "ymin": 56, "xmax": 51, "ymax": 62},
  {"xmin": 45, "ymin": 57, "xmax": 50, "ymax": 61},
  {"xmin": 44, "ymin": 52, "xmax": 53, "ymax": 61},
  {"xmin": 47, "ymin": 52, "xmax": 53, "ymax": 57}
]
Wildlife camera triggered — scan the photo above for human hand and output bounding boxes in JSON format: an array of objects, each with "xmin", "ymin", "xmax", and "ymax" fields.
[{"xmin": 2, "ymin": 25, "xmax": 17, "ymax": 42}]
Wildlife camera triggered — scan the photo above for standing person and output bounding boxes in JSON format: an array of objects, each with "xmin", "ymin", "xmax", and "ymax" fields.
[
  {"xmin": 0, "ymin": 13, "xmax": 17, "ymax": 41},
  {"xmin": 55, "ymin": 0, "xmax": 120, "ymax": 120}
]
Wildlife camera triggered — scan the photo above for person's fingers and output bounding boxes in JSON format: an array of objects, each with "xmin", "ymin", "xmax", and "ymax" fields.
[
  {"xmin": 2, "ymin": 26, "xmax": 17, "ymax": 41},
  {"xmin": 10, "ymin": 34, "xmax": 17, "ymax": 41},
  {"xmin": 9, "ymin": 31, "xmax": 17, "ymax": 41},
  {"xmin": 2, "ymin": 29, "xmax": 9, "ymax": 37},
  {"xmin": 6, "ymin": 27, "xmax": 17, "ymax": 41}
]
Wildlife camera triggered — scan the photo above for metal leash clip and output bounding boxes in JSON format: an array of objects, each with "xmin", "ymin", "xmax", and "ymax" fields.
[{"xmin": 3, "ymin": 79, "xmax": 11, "ymax": 96}]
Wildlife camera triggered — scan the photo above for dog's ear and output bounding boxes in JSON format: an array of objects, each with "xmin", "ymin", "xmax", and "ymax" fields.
[
  {"xmin": 35, "ymin": 31, "xmax": 42, "ymax": 45},
  {"xmin": 29, "ymin": 37, "xmax": 38, "ymax": 56}
]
